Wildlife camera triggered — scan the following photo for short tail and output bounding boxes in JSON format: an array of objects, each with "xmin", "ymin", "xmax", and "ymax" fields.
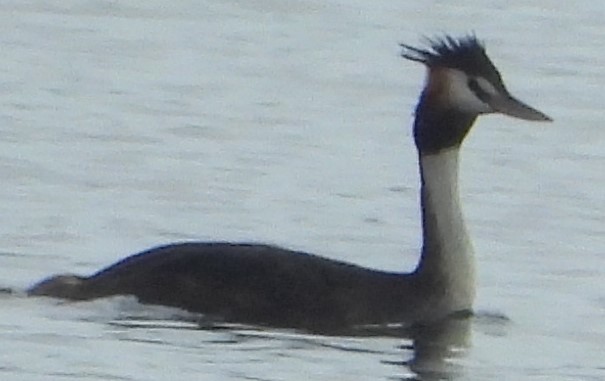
[
  {"xmin": 27, "ymin": 274, "xmax": 88, "ymax": 300},
  {"xmin": 0, "ymin": 286, "xmax": 16, "ymax": 295}
]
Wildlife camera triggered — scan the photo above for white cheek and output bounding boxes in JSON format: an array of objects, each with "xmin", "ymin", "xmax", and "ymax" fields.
[{"xmin": 445, "ymin": 70, "xmax": 493, "ymax": 114}]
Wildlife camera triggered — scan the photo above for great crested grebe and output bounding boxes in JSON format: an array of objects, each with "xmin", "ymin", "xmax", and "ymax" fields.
[{"xmin": 28, "ymin": 35, "xmax": 551, "ymax": 333}]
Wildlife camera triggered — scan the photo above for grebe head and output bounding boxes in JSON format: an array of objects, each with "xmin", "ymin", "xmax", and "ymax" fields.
[{"xmin": 401, "ymin": 35, "xmax": 552, "ymax": 122}]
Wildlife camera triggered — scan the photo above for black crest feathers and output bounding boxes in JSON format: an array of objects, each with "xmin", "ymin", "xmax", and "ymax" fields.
[{"xmin": 400, "ymin": 35, "xmax": 502, "ymax": 83}]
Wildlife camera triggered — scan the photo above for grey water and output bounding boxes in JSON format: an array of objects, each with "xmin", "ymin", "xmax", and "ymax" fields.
[{"xmin": 1, "ymin": 1, "xmax": 604, "ymax": 380}]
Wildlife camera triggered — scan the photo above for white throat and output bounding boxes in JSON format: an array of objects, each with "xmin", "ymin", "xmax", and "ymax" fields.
[{"xmin": 417, "ymin": 148, "xmax": 475, "ymax": 312}]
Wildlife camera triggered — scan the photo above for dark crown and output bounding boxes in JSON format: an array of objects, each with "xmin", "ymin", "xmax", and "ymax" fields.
[{"xmin": 400, "ymin": 35, "xmax": 504, "ymax": 87}]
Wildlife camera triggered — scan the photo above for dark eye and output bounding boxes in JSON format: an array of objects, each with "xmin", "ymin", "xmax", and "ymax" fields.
[{"xmin": 467, "ymin": 78, "xmax": 490, "ymax": 102}]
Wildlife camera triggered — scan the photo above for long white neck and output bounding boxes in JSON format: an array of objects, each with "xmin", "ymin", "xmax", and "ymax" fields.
[{"xmin": 416, "ymin": 148, "xmax": 475, "ymax": 311}]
